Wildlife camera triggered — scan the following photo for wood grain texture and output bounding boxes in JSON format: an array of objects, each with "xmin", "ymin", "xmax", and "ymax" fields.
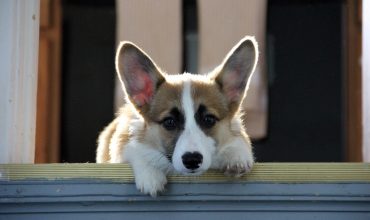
[
  {"xmin": 39, "ymin": 0, "xmax": 49, "ymax": 28},
  {"xmin": 0, "ymin": 0, "xmax": 40, "ymax": 163},
  {"xmin": 2, "ymin": 181, "xmax": 370, "ymax": 219},
  {"xmin": 1, "ymin": 163, "xmax": 369, "ymax": 219},
  {"xmin": 346, "ymin": 0, "xmax": 363, "ymax": 162},
  {"xmin": 1, "ymin": 163, "xmax": 369, "ymax": 183},
  {"xmin": 35, "ymin": 0, "xmax": 61, "ymax": 163}
]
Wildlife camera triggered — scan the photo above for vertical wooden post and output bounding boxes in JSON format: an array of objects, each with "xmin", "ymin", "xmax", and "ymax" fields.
[
  {"xmin": 346, "ymin": 0, "xmax": 363, "ymax": 162},
  {"xmin": 35, "ymin": 0, "xmax": 62, "ymax": 163},
  {"xmin": 0, "ymin": 0, "xmax": 40, "ymax": 163},
  {"xmin": 363, "ymin": 0, "xmax": 370, "ymax": 162}
]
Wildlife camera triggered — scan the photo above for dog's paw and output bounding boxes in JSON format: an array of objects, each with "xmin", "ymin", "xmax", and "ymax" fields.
[
  {"xmin": 135, "ymin": 168, "xmax": 167, "ymax": 197},
  {"xmin": 222, "ymin": 159, "xmax": 253, "ymax": 177},
  {"xmin": 218, "ymin": 139, "xmax": 254, "ymax": 178}
]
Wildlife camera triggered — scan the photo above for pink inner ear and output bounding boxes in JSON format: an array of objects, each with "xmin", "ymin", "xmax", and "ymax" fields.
[
  {"xmin": 223, "ymin": 70, "xmax": 243, "ymax": 102},
  {"xmin": 225, "ymin": 88, "xmax": 241, "ymax": 102},
  {"xmin": 127, "ymin": 69, "xmax": 154, "ymax": 107}
]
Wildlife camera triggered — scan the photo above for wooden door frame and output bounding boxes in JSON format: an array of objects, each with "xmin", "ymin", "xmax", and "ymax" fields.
[
  {"xmin": 35, "ymin": 0, "xmax": 61, "ymax": 163},
  {"xmin": 345, "ymin": 0, "xmax": 363, "ymax": 162}
]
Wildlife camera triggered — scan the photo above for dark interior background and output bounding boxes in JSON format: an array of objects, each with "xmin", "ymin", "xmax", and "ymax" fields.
[
  {"xmin": 61, "ymin": 0, "xmax": 116, "ymax": 162},
  {"xmin": 61, "ymin": 0, "xmax": 344, "ymax": 163},
  {"xmin": 254, "ymin": 0, "xmax": 344, "ymax": 162}
]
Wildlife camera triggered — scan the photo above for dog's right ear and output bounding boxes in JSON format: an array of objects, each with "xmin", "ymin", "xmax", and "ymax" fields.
[
  {"xmin": 115, "ymin": 42, "xmax": 165, "ymax": 109},
  {"xmin": 210, "ymin": 36, "xmax": 258, "ymax": 113}
]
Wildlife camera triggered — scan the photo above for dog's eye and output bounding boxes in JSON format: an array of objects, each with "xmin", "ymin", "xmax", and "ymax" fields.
[
  {"xmin": 162, "ymin": 117, "xmax": 177, "ymax": 130},
  {"xmin": 202, "ymin": 115, "xmax": 217, "ymax": 128}
]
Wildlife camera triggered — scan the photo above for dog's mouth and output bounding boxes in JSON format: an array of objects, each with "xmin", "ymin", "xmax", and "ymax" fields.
[
  {"xmin": 180, "ymin": 169, "xmax": 206, "ymax": 176},
  {"xmin": 165, "ymin": 153, "xmax": 172, "ymax": 162},
  {"xmin": 164, "ymin": 150, "xmax": 173, "ymax": 163}
]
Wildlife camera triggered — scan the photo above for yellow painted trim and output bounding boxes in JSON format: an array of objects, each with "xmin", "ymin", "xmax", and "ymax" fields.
[{"xmin": 1, "ymin": 163, "xmax": 369, "ymax": 183}]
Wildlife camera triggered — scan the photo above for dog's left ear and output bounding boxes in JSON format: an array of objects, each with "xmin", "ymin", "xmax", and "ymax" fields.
[{"xmin": 211, "ymin": 36, "xmax": 258, "ymax": 111}]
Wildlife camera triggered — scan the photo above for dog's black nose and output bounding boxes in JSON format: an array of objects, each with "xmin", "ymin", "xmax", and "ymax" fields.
[{"xmin": 182, "ymin": 152, "xmax": 203, "ymax": 170}]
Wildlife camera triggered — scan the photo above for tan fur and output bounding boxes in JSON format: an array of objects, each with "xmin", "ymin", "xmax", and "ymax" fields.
[
  {"xmin": 191, "ymin": 80, "xmax": 228, "ymax": 119},
  {"xmin": 190, "ymin": 79, "xmax": 251, "ymax": 152},
  {"xmin": 96, "ymin": 117, "xmax": 119, "ymax": 163},
  {"xmin": 108, "ymin": 106, "xmax": 134, "ymax": 162},
  {"xmin": 96, "ymin": 79, "xmax": 185, "ymax": 163},
  {"xmin": 147, "ymin": 80, "xmax": 183, "ymax": 122}
]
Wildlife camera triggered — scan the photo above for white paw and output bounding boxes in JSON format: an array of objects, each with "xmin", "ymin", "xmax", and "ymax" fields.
[
  {"xmin": 134, "ymin": 168, "xmax": 167, "ymax": 197},
  {"xmin": 222, "ymin": 159, "xmax": 253, "ymax": 177},
  {"xmin": 217, "ymin": 139, "xmax": 254, "ymax": 177}
]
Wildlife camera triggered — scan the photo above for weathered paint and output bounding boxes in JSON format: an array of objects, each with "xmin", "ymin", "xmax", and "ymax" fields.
[{"xmin": 0, "ymin": 163, "xmax": 369, "ymax": 219}]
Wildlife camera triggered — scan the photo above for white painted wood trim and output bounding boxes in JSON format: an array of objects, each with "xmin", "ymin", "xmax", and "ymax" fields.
[
  {"xmin": 363, "ymin": 0, "xmax": 370, "ymax": 162},
  {"xmin": 0, "ymin": 0, "xmax": 40, "ymax": 163}
]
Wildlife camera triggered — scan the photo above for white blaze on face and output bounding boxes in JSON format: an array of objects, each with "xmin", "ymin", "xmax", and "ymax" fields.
[{"xmin": 172, "ymin": 80, "xmax": 216, "ymax": 174}]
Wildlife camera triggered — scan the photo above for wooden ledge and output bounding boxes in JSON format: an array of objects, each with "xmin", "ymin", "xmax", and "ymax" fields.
[
  {"xmin": 1, "ymin": 163, "xmax": 370, "ymax": 218},
  {"xmin": 1, "ymin": 163, "xmax": 369, "ymax": 183}
]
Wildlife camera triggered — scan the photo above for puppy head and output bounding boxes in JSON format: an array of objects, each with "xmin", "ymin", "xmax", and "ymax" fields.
[{"xmin": 116, "ymin": 36, "xmax": 258, "ymax": 175}]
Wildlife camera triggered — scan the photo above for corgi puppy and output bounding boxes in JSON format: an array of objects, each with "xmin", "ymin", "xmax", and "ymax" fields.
[{"xmin": 96, "ymin": 36, "xmax": 258, "ymax": 196}]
